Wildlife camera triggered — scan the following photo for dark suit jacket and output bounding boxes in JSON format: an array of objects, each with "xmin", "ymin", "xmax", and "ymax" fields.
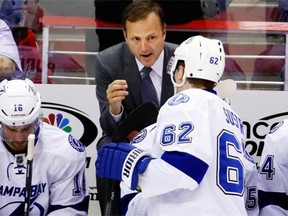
[{"xmin": 95, "ymin": 41, "xmax": 177, "ymax": 137}]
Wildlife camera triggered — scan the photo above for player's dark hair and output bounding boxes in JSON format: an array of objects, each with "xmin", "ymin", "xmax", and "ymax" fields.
[
  {"xmin": 176, "ymin": 60, "xmax": 215, "ymax": 88},
  {"xmin": 187, "ymin": 78, "xmax": 215, "ymax": 89},
  {"xmin": 122, "ymin": 0, "xmax": 166, "ymax": 32}
]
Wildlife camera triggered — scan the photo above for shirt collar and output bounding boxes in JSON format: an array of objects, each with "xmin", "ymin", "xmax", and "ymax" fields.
[{"xmin": 135, "ymin": 50, "xmax": 164, "ymax": 78}]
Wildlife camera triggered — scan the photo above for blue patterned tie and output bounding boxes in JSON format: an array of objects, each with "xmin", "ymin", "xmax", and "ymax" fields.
[{"xmin": 140, "ymin": 67, "xmax": 159, "ymax": 107}]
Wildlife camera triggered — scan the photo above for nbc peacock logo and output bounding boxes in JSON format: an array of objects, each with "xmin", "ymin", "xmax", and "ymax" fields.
[
  {"xmin": 41, "ymin": 102, "xmax": 98, "ymax": 147},
  {"xmin": 43, "ymin": 113, "xmax": 72, "ymax": 133}
]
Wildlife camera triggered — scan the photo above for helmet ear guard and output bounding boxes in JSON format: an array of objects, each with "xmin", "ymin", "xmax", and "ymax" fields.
[
  {"xmin": 167, "ymin": 35, "xmax": 225, "ymax": 87},
  {"xmin": 167, "ymin": 55, "xmax": 186, "ymax": 88},
  {"xmin": 0, "ymin": 79, "xmax": 41, "ymax": 127}
]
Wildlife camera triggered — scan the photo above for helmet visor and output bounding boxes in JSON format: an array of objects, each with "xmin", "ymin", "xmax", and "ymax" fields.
[{"xmin": 0, "ymin": 118, "xmax": 42, "ymax": 144}]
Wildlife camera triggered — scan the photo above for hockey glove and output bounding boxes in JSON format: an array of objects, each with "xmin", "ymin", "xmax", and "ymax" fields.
[{"xmin": 96, "ymin": 142, "xmax": 153, "ymax": 190}]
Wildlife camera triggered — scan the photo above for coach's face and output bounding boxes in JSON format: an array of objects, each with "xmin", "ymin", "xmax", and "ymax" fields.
[
  {"xmin": 2, "ymin": 123, "xmax": 35, "ymax": 153},
  {"xmin": 124, "ymin": 12, "xmax": 166, "ymax": 67}
]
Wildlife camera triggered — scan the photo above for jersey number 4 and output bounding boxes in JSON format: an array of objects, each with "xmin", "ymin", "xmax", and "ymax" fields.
[{"xmin": 259, "ymin": 155, "xmax": 275, "ymax": 180}]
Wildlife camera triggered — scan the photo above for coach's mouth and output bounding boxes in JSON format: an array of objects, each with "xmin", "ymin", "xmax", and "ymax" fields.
[
  {"xmin": 141, "ymin": 53, "xmax": 152, "ymax": 59},
  {"xmin": 139, "ymin": 53, "xmax": 155, "ymax": 65}
]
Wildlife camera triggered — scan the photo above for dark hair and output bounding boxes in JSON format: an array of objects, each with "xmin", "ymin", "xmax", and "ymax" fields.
[
  {"xmin": 122, "ymin": 0, "xmax": 166, "ymax": 32},
  {"xmin": 176, "ymin": 60, "xmax": 215, "ymax": 88}
]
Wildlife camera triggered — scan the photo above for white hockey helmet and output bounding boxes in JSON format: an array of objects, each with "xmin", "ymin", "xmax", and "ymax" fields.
[
  {"xmin": 0, "ymin": 79, "xmax": 41, "ymax": 126},
  {"xmin": 167, "ymin": 35, "xmax": 225, "ymax": 87}
]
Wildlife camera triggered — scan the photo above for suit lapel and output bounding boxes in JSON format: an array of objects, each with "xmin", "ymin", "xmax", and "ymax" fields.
[{"xmin": 123, "ymin": 45, "xmax": 142, "ymax": 107}]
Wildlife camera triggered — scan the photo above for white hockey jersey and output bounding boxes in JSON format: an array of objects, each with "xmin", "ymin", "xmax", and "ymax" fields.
[
  {"xmin": 0, "ymin": 122, "xmax": 89, "ymax": 216},
  {"xmin": 257, "ymin": 119, "xmax": 288, "ymax": 216},
  {"xmin": 124, "ymin": 88, "xmax": 258, "ymax": 216}
]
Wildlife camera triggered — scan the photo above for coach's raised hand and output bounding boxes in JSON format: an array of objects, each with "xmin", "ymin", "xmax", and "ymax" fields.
[
  {"xmin": 96, "ymin": 142, "xmax": 154, "ymax": 190},
  {"xmin": 107, "ymin": 80, "xmax": 128, "ymax": 115}
]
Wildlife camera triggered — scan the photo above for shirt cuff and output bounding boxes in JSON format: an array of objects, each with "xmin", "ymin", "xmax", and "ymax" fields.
[{"xmin": 110, "ymin": 105, "xmax": 124, "ymax": 122}]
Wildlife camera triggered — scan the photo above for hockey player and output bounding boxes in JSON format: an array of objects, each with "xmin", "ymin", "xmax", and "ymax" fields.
[
  {"xmin": 257, "ymin": 119, "xmax": 288, "ymax": 215},
  {"xmin": 0, "ymin": 79, "xmax": 89, "ymax": 215},
  {"xmin": 96, "ymin": 35, "xmax": 258, "ymax": 215}
]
